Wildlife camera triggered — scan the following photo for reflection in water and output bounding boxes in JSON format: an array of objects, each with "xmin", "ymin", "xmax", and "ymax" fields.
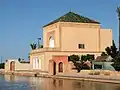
[
  {"xmin": 58, "ymin": 79, "xmax": 63, "ymax": 87},
  {"xmin": 53, "ymin": 79, "xmax": 56, "ymax": 87},
  {"xmin": 0, "ymin": 75, "xmax": 120, "ymax": 90}
]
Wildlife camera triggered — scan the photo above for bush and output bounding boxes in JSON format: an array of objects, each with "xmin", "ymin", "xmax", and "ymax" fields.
[
  {"xmin": 89, "ymin": 70, "xmax": 100, "ymax": 75},
  {"xmin": 112, "ymin": 63, "xmax": 120, "ymax": 71},
  {"xmin": 94, "ymin": 71, "xmax": 100, "ymax": 75},
  {"xmin": 89, "ymin": 72, "xmax": 94, "ymax": 75},
  {"xmin": 104, "ymin": 71, "xmax": 110, "ymax": 76},
  {"xmin": 0, "ymin": 63, "xmax": 4, "ymax": 69}
]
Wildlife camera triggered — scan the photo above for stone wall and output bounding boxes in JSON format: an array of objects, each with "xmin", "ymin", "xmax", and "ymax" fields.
[{"xmin": 5, "ymin": 59, "xmax": 32, "ymax": 71}]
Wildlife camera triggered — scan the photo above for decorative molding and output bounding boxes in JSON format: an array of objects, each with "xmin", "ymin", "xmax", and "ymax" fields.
[
  {"xmin": 43, "ymin": 23, "xmax": 57, "ymax": 30},
  {"xmin": 59, "ymin": 22, "xmax": 100, "ymax": 28},
  {"xmin": 30, "ymin": 49, "xmax": 103, "ymax": 55}
]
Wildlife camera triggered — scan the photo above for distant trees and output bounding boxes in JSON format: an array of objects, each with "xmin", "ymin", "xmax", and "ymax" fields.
[
  {"xmin": 18, "ymin": 58, "xmax": 21, "ymax": 62},
  {"xmin": 0, "ymin": 63, "xmax": 4, "ymax": 69},
  {"xmin": 28, "ymin": 53, "xmax": 30, "ymax": 60},
  {"xmin": 18, "ymin": 58, "xmax": 25, "ymax": 62}
]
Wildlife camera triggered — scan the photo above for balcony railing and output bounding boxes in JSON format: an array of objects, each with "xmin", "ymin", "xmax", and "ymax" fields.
[{"xmin": 30, "ymin": 47, "xmax": 61, "ymax": 54}]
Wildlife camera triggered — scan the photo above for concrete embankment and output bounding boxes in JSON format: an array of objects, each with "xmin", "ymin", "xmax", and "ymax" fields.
[
  {"xmin": 1, "ymin": 69, "xmax": 120, "ymax": 84},
  {"xmin": 53, "ymin": 75, "xmax": 120, "ymax": 84}
]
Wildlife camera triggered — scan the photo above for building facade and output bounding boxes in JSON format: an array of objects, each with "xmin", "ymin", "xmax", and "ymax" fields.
[{"xmin": 30, "ymin": 12, "xmax": 112, "ymax": 75}]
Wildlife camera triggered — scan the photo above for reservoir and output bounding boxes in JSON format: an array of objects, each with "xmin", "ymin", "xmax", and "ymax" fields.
[{"xmin": 0, "ymin": 75, "xmax": 120, "ymax": 90}]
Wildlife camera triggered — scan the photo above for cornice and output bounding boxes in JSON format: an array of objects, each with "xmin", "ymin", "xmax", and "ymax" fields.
[{"xmin": 59, "ymin": 22, "xmax": 100, "ymax": 28}]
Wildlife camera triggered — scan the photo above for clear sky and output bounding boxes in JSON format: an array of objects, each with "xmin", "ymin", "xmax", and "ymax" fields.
[{"xmin": 0, "ymin": 0, "xmax": 120, "ymax": 62}]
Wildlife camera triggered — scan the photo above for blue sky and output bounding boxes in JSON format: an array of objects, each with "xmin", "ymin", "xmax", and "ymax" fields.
[{"xmin": 0, "ymin": 0, "xmax": 120, "ymax": 62}]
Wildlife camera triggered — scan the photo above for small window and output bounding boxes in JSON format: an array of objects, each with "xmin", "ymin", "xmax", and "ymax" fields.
[{"xmin": 78, "ymin": 44, "xmax": 85, "ymax": 49}]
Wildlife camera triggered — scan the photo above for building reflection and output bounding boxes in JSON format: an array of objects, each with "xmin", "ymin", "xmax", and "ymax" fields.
[{"xmin": 3, "ymin": 75, "xmax": 120, "ymax": 90}]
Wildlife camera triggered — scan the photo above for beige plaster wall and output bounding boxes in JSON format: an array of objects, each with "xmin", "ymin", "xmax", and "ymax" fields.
[
  {"xmin": 30, "ymin": 53, "xmax": 45, "ymax": 71},
  {"xmin": 100, "ymin": 29, "xmax": 112, "ymax": 51},
  {"xmin": 60, "ymin": 23, "xmax": 100, "ymax": 52},
  {"xmin": 15, "ymin": 62, "xmax": 32, "ymax": 70},
  {"xmin": 5, "ymin": 60, "xmax": 10, "ymax": 71},
  {"xmin": 43, "ymin": 22, "xmax": 112, "ymax": 53},
  {"xmin": 5, "ymin": 59, "xmax": 32, "ymax": 71}
]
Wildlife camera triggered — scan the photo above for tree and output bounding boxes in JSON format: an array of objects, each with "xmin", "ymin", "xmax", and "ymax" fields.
[
  {"xmin": 30, "ymin": 43, "xmax": 37, "ymax": 50},
  {"xmin": 81, "ymin": 54, "xmax": 95, "ymax": 61},
  {"xmin": 117, "ymin": 7, "xmax": 120, "ymax": 50},
  {"xmin": 101, "ymin": 52, "xmax": 107, "ymax": 56},
  {"xmin": 111, "ymin": 7, "xmax": 120, "ymax": 71},
  {"xmin": 105, "ymin": 47, "xmax": 112, "ymax": 56},
  {"xmin": 68, "ymin": 54, "xmax": 80, "ymax": 72},
  {"xmin": 0, "ymin": 63, "xmax": 4, "ymax": 69},
  {"xmin": 112, "ymin": 52, "xmax": 120, "ymax": 71},
  {"xmin": 101, "ymin": 40, "xmax": 118, "ymax": 58},
  {"xmin": 111, "ymin": 40, "xmax": 118, "ymax": 58},
  {"xmin": 18, "ymin": 58, "xmax": 21, "ymax": 62},
  {"xmin": 117, "ymin": 7, "xmax": 120, "ymax": 18},
  {"xmin": 28, "ymin": 53, "xmax": 30, "ymax": 60},
  {"xmin": 68, "ymin": 54, "xmax": 91, "ymax": 72},
  {"xmin": 68, "ymin": 54, "xmax": 80, "ymax": 63}
]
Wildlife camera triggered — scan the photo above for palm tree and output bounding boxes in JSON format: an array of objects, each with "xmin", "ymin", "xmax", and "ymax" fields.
[
  {"xmin": 30, "ymin": 43, "xmax": 37, "ymax": 50},
  {"xmin": 117, "ymin": 7, "xmax": 120, "ymax": 51}
]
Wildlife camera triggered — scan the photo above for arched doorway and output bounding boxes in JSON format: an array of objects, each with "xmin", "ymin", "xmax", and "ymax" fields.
[
  {"xmin": 49, "ymin": 36, "xmax": 54, "ymax": 48},
  {"xmin": 58, "ymin": 62, "xmax": 63, "ymax": 73},
  {"xmin": 53, "ymin": 62, "xmax": 56, "ymax": 75},
  {"xmin": 10, "ymin": 61, "xmax": 15, "ymax": 71}
]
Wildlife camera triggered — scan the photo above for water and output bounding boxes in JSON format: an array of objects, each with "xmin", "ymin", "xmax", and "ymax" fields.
[{"xmin": 0, "ymin": 75, "xmax": 120, "ymax": 90}]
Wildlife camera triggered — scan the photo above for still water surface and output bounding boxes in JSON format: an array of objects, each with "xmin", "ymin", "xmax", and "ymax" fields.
[{"xmin": 0, "ymin": 75, "xmax": 120, "ymax": 90}]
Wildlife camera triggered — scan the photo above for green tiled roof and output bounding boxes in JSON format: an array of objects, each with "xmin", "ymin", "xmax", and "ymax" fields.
[{"xmin": 43, "ymin": 12, "xmax": 100, "ymax": 27}]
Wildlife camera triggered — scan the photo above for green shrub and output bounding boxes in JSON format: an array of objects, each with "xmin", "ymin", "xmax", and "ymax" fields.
[{"xmin": 0, "ymin": 63, "xmax": 4, "ymax": 69}]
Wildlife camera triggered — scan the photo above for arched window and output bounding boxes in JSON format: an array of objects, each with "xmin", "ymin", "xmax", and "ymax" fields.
[
  {"xmin": 58, "ymin": 62, "xmax": 63, "ymax": 72},
  {"xmin": 49, "ymin": 36, "xmax": 54, "ymax": 48}
]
